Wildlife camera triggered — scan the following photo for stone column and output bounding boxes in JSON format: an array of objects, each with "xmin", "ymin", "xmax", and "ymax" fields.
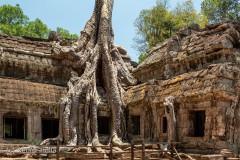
[
  {"xmin": 0, "ymin": 112, "xmax": 3, "ymax": 141},
  {"xmin": 27, "ymin": 112, "xmax": 33, "ymax": 143},
  {"xmin": 33, "ymin": 111, "xmax": 41, "ymax": 143}
]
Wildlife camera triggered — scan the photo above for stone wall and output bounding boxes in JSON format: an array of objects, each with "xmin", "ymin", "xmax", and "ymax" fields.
[
  {"xmin": 126, "ymin": 22, "xmax": 240, "ymax": 151},
  {"xmin": 0, "ymin": 35, "xmax": 71, "ymax": 143},
  {"xmin": 126, "ymin": 62, "xmax": 239, "ymax": 149},
  {"xmin": 0, "ymin": 21, "xmax": 239, "ymax": 152},
  {"xmin": 133, "ymin": 22, "xmax": 240, "ymax": 83},
  {"xmin": 0, "ymin": 77, "xmax": 65, "ymax": 102},
  {"xmin": 0, "ymin": 34, "xmax": 75, "ymax": 86},
  {"xmin": 0, "ymin": 77, "xmax": 66, "ymax": 143}
]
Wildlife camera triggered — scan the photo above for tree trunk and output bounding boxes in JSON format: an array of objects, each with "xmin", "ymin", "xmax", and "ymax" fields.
[
  {"xmin": 163, "ymin": 96, "xmax": 177, "ymax": 144},
  {"xmin": 41, "ymin": 0, "xmax": 137, "ymax": 149}
]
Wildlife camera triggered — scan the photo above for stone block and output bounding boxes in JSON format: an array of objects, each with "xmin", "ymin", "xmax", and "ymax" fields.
[
  {"xmin": 201, "ymin": 155, "xmax": 224, "ymax": 160},
  {"xmin": 215, "ymin": 141, "xmax": 228, "ymax": 149},
  {"xmin": 59, "ymin": 152, "xmax": 107, "ymax": 159},
  {"xmin": 182, "ymin": 141, "xmax": 198, "ymax": 149}
]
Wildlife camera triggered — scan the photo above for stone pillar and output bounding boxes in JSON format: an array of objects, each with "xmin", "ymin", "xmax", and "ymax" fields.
[
  {"xmin": 151, "ymin": 103, "xmax": 161, "ymax": 141},
  {"xmin": 27, "ymin": 109, "xmax": 41, "ymax": 144},
  {"xmin": 140, "ymin": 107, "xmax": 145, "ymax": 139},
  {"xmin": 0, "ymin": 112, "xmax": 3, "ymax": 141},
  {"xmin": 27, "ymin": 112, "xmax": 34, "ymax": 143},
  {"xmin": 178, "ymin": 105, "xmax": 188, "ymax": 140},
  {"xmin": 140, "ymin": 113, "xmax": 144, "ymax": 140},
  {"xmin": 33, "ymin": 111, "xmax": 41, "ymax": 143}
]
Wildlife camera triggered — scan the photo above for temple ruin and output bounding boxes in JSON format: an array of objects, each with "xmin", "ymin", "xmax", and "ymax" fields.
[
  {"xmin": 126, "ymin": 21, "xmax": 240, "ymax": 153},
  {"xmin": 0, "ymin": 20, "xmax": 240, "ymax": 154}
]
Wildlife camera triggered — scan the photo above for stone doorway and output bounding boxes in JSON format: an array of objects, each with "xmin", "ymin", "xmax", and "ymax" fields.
[
  {"xmin": 131, "ymin": 116, "xmax": 140, "ymax": 135},
  {"xmin": 97, "ymin": 116, "xmax": 111, "ymax": 135},
  {"xmin": 162, "ymin": 116, "xmax": 167, "ymax": 134},
  {"xmin": 4, "ymin": 117, "xmax": 26, "ymax": 139},
  {"xmin": 189, "ymin": 110, "xmax": 205, "ymax": 137},
  {"xmin": 41, "ymin": 118, "xmax": 59, "ymax": 139}
]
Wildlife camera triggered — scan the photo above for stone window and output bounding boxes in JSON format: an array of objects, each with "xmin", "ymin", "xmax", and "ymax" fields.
[
  {"xmin": 131, "ymin": 116, "xmax": 140, "ymax": 135},
  {"xmin": 41, "ymin": 118, "xmax": 59, "ymax": 139},
  {"xmin": 4, "ymin": 117, "xmax": 26, "ymax": 139},
  {"xmin": 98, "ymin": 116, "xmax": 111, "ymax": 135},
  {"xmin": 162, "ymin": 116, "xmax": 168, "ymax": 133},
  {"xmin": 189, "ymin": 110, "xmax": 205, "ymax": 137}
]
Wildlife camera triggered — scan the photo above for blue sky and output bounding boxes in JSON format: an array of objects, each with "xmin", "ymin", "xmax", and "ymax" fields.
[{"xmin": 0, "ymin": 0, "xmax": 203, "ymax": 62}]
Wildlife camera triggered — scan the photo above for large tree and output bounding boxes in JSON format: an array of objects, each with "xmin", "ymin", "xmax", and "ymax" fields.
[
  {"xmin": 0, "ymin": 4, "xmax": 28, "ymax": 36},
  {"xmin": 24, "ymin": 18, "xmax": 49, "ymax": 39},
  {"xmin": 41, "ymin": 0, "xmax": 137, "ymax": 149},
  {"xmin": 134, "ymin": 0, "xmax": 208, "ymax": 63},
  {"xmin": 0, "ymin": 4, "xmax": 78, "ymax": 39},
  {"xmin": 201, "ymin": 0, "xmax": 240, "ymax": 23},
  {"xmin": 56, "ymin": 27, "xmax": 79, "ymax": 40},
  {"xmin": 133, "ymin": 1, "xmax": 174, "ymax": 55}
]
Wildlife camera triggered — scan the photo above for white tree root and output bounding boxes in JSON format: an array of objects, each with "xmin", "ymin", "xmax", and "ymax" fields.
[{"xmin": 40, "ymin": 0, "xmax": 137, "ymax": 153}]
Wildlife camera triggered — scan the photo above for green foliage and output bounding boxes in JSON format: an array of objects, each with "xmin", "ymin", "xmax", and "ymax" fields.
[
  {"xmin": 0, "ymin": 4, "xmax": 49, "ymax": 38},
  {"xmin": 0, "ymin": 4, "xmax": 78, "ymax": 40},
  {"xmin": 24, "ymin": 18, "xmax": 50, "ymax": 38},
  {"xmin": 0, "ymin": 4, "xmax": 28, "ymax": 25},
  {"xmin": 138, "ymin": 53, "xmax": 147, "ymax": 64},
  {"xmin": 134, "ymin": 1, "xmax": 174, "ymax": 54},
  {"xmin": 0, "ymin": 4, "xmax": 28, "ymax": 36},
  {"xmin": 173, "ymin": 0, "xmax": 208, "ymax": 29},
  {"xmin": 56, "ymin": 27, "xmax": 79, "ymax": 40},
  {"xmin": 201, "ymin": 0, "xmax": 240, "ymax": 23},
  {"xmin": 0, "ymin": 23, "xmax": 25, "ymax": 36},
  {"xmin": 134, "ymin": 0, "xmax": 208, "ymax": 63}
]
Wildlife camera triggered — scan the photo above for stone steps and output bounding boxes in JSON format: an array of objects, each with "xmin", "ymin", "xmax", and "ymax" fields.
[
  {"xmin": 0, "ymin": 144, "xmax": 230, "ymax": 160},
  {"xmin": 0, "ymin": 158, "xmax": 65, "ymax": 160}
]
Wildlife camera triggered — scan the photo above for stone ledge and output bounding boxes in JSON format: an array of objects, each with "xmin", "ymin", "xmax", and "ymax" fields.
[{"xmin": 201, "ymin": 154, "xmax": 224, "ymax": 160}]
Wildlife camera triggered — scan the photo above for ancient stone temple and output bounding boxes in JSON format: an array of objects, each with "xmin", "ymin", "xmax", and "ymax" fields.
[
  {"xmin": 0, "ymin": 34, "xmax": 135, "ymax": 144},
  {"xmin": 0, "ymin": 21, "xmax": 240, "ymax": 153},
  {"xmin": 125, "ymin": 21, "xmax": 240, "ymax": 152},
  {"xmin": 0, "ymin": 35, "xmax": 68, "ymax": 143}
]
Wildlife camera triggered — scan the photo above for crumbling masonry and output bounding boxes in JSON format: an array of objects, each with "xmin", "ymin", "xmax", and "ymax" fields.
[{"xmin": 0, "ymin": 21, "xmax": 240, "ymax": 152}]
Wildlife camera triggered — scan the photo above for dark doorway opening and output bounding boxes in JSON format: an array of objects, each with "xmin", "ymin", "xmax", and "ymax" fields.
[
  {"xmin": 98, "ymin": 117, "xmax": 110, "ymax": 135},
  {"xmin": 162, "ymin": 116, "xmax": 167, "ymax": 133},
  {"xmin": 131, "ymin": 116, "xmax": 140, "ymax": 135},
  {"xmin": 190, "ymin": 111, "xmax": 205, "ymax": 137},
  {"xmin": 41, "ymin": 119, "xmax": 59, "ymax": 139},
  {"xmin": 4, "ymin": 117, "xmax": 26, "ymax": 139}
]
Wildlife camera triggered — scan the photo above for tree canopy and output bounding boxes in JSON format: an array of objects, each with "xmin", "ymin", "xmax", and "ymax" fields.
[
  {"xmin": 24, "ymin": 18, "xmax": 49, "ymax": 38},
  {"xmin": 0, "ymin": 4, "xmax": 28, "ymax": 36},
  {"xmin": 135, "ymin": 0, "xmax": 240, "ymax": 63},
  {"xmin": 56, "ymin": 27, "xmax": 79, "ymax": 40},
  {"xmin": 0, "ymin": 4, "xmax": 79, "ymax": 39},
  {"xmin": 134, "ymin": 0, "xmax": 208, "ymax": 63},
  {"xmin": 201, "ymin": 0, "xmax": 240, "ymax": 23},
  {"xmin": 134, "ymin": 1, "xmax": 174, "ymax": 54}
]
